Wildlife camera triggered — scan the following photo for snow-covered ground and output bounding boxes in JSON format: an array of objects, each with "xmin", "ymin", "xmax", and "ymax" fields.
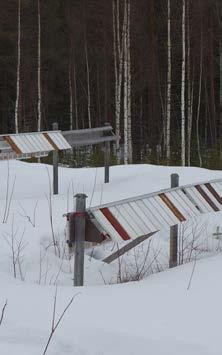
[{"xmin": 1, "ymin": 160, "xmax": 222, "ymax": 354}]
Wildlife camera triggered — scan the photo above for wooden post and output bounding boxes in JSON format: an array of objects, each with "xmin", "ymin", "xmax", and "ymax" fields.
[
  {"xmin": 169, "ymin": 173, "xmax": 179, "ymax": 268},
  {"xmin": 104, "ymin": 122, "xmax": 110, "ymax": 183},
  {"xmin": 74, "ymin": 193, "xmax": 87, "ymax": 286},
  {"xmin": 52, "ymin": 122, "xmax": 59, "ymax": 195}
]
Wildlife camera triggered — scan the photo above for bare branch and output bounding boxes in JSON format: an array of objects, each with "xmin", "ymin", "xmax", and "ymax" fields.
[
  {"xmin": 0, "ymin": 300, "xmax": 8, "ymax": 326},
  {"xmin": 42, "ymin": 290, "xmax": 80, "ymax": 355}
]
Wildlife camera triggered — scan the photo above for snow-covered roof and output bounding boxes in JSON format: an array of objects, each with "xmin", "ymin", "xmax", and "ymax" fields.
[{"xmin": 88, "ymin": 179, "xmax": 222, "ymax": 242}]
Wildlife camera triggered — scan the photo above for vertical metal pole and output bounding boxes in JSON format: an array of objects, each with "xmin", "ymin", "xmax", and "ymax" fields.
[
  {"xmin": 169, "ymin": 173, "xmax": 179, "ymax": 268},
  {"xmin": 104, "ymin": 140, "xmax": 110, "ymax": 183},
  {"xmin": 74, "ymin": 193, "xmax": 87, "ymax": 286},
  {"xmin": 104, "ymin": 122, "xmax": 110, "ymax": 184},
  {"xmin": 52, "ymin": 122, "xmax": 59, "ymax": 195}
]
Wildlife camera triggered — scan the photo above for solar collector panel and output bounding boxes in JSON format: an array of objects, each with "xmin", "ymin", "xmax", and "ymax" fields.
[
  {"xmin": 155, "ymin": 196, "xmax": 182, "ymax": 225},
  {"xmin": 128, "ymin": 202, "xmax": 155, "ymax": 234},
  {"xmin": 119, "ymin": 203, "xmax": 149, "ymax": 236},
  {"xmin": 200, "ymin": 184, "xmax": 222, "ymax": 210},
  {"xmin": 48, "ymin": 132, "xmax": 71, "ymax": 150},
  {"xmin": 136, "ymin": 200, "xmax": 162, "ymax": 230},
  {"xmin": 175, "ymin": 189, "xmax": 201, "ymax": 216},
  {"xmin": 23, "ymin": 134, "xmax": 37, "ymax": 153},
  {"xmin": 166, "ymin": 191, "xmax": 197, "ymax": 219},
  {"xmin": 93, "ymin": 210, "xmax": 121, "ymax": 241},
  {"xmin": 190, "ymin": 186, "xmax": 213, "ymax": 213},
  {"xmin": 12, "ymin": 135, "xmax": 28, "ymax": 153},
  {"xmin": 214, "ymin": 182, "xmax": 222, "ymax": 196},
  {"xmin": 110, "ymin": 206, "xmax": 139, "ymax": 239},
  {"xmin": 30, "ymin": 134, "xmax": 46, "ymax": 152}
]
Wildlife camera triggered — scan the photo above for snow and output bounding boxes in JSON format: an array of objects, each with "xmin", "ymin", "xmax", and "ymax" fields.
[{"xmin": 1, "ymin": 160, "xmax": 222, "ymax": 354}]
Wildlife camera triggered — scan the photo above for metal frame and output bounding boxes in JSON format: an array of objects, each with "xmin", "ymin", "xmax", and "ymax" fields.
[
  {"xmin": 61, "ymin": 123, "xmax": 118, "ymax": 184},
  {"xmin": 0, "ymin": 130, "xmax": 71, "ymax": 160},
  {"xmin": 89, "ymin": 177, "xmax": 222, "ymax": 211}
]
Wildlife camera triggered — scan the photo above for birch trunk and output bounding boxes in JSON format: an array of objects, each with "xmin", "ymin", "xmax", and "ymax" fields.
[
  {"xmin": 97, "ymin": 63, "xmax": 101, "ymax": 126},
  {"xmin": 127, "ymin": 0, "xmax": 132, "ymax": 163},
  {"xmin": 140, "ymin": 96, "xmax": 143, "ymax": 161},
  {"xmin": 113, "ymin": 0, "xmax": 124, "ymax": 163},
  {"xmin": 15, "ymin": 0, "xmax": 21, "ymax": 134},
  {"xmin": 73, "ymin": 53, "xmax": 78, "ymax": 130},
  {"xmin": 187, "ymin": 0, "xmax": 193, "ymax": 166},
  {"xmin": 166, "ymin": 0, "xmax": 171, "ymax": 163},
  {"xmin": 196, "ymin": 17, "xmax": 203, "ymax": 167},
  {"xmin": 112, "ymin": 0, "xmax": 119, "ymax": 158},
  {"xmin": 219, "ymin": 22, "xmax": 222, "ymax": 158},
  {"xmin": 181, "ymin": 0, "xmax": 186, "ymax": 166},
  {"xmin": 37, "ymin": 0, "xmax": 41, "ymax": 132},
  {"xmin": 69, "ymin": 58, "xmax": 73, "ymax": 131},
  {"xmin": 123, "ymin": 0, "xmax": 128, "ymax": 164},
  {"xmin": 84, "ymin": 32, "xmax": 91, "ymax": 129}
]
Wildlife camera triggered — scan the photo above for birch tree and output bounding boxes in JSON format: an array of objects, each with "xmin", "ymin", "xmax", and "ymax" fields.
[
  {"xmin": 84, "ymin": 23, "xmax": 91, "ymax": 129},
  {"xmin": 187, "ymin": 0, "xmax": 194, "ymax": 166},
  {"xmin": 218, "ymin": 3, "xmax": 222, "ymax": 158},
  {"xmin": 123, "ymin": 0, "xmax": 128, "ymax": 164},
  {"xmin": 73, "ymin": 54, "xmax": 78, "ymax": 130},
  {"xmin": 113, "ymin": 0, "xmax": 124, "ymax": 163},
  {"xmin": 69, "ymin": 57, "xmax": 73, "ymax": 131},
  {"xmin": 15, "ymin": 0, "xmax": 21, "ymax": 134},
  {"xmin": 181, "ymin": 0, "xmax": 186, "ymax": 166},
  {"xmin": 37, "ymin": 0, "xmax": 42, "ymax": 132},
  {"xmin": 196, "ymin": 11, "xmax": 203, "ymax": 167},
  {"xmin": 166, "ymin": 0, "xmax": 171, "ymax": 163},
  {"xmin": 127, "ymin": 0, "xmax": 132, "ymax": 163}
]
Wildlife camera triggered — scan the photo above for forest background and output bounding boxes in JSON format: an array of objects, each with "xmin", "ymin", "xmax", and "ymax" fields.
[{"xmin": 0, "ymin": 0, "xmax": 222, "ymax": 169}]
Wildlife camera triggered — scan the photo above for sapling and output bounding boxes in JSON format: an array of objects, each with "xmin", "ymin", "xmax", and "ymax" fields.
[
  {"xmin": 2, "ymin": 161, "xmax": 16, "ymax": 224},
  {"xmin": 3, "ymin": 215, "xmax": 28, "ymax": 280},
  {"xmin": 42, "ymin": 288, "xmax": 79, "ymax": 355}
]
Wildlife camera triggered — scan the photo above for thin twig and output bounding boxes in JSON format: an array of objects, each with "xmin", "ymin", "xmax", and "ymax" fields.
[
  {"xmin": 0, "ymin": 300, "xmax": 8, "ymax": 326},
  {"xmin": 187, "ymin": 256, "xmax": 197, "ymax": 291},
  {"xmin": 42, "ymin": 290, "xmax": 80, "ymax": 355},
  {"xmin": 89, "ymin": 168, "xmax": 98, "ymax": 207}
]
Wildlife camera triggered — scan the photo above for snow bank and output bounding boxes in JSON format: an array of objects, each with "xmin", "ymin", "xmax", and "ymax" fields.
[{"xmin": 0, "ymin": 160, "xmax": 222, "ymax": 354}]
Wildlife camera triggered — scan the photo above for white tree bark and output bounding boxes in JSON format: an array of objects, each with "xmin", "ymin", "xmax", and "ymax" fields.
[
  {"xmin": 73, "ymin": 54, "xmax": 78, "ymax": 130},
  {"xmin": 187, "ymin": 0, "xmax": 194, "ymax": 166},
  {"xmin": 69, "ymin": 59, "xmax": 73, "ymax": 131},
  {"xmin": 37, "ymin": 0, "xmax": 41, "ymax": 132},
  {"xmin": 220, "ymin": 41, "xmax": 222, "ymax": 158},
  {"xmin": 219, "ymin": 11, "xmax": 222, "ymax": 159},
  {"xmin": 166, "ymin": 0, "xmax": 171, "ymax": 163},
  {"xmin": 196, "ymin": 18, "xmax": 203, "ymax": 167},
  {"xmin": 84, "ymin": 32, "xmax": 91, "ymax": 129},
  {"xmin": 181, "ymin": 0, "xmax": 186, "ymax": 166},
  {"xmin": 113, "ymin": 0, "xmax": 119, "ymax": 155},
  {"xmin": 127, "ymin": 0, "xmax": 132, "ymax": 163},
  {"xmin": 113, "ymin": 0, "xmax": 124, "ymax": 163},
  {"xmin": 15, "ymin": 0, "xmax": 21, "ymax": 134},
  {"xmin": 123, "ymin": 0, "xmax": 128, "ymax": 164}
]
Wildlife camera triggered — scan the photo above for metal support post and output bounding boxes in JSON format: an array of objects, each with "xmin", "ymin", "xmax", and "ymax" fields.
[
  {"xmin": 104, "ymin": 122, "xmax": 110, "ymax": 183},
  {"xmin": 74, "ymin": 193, "xmax": 87, "ymax": 286},
  {"xmin": 104, "ymin": 140, "xmax": 110, "ymax": 183},
  {"xmin": 52, "ymin": 122, "xmax": 59, "ymax": 195},
  {"xmin": 169, "ymin": 173, "xmax": 179, "ymax": 268}
]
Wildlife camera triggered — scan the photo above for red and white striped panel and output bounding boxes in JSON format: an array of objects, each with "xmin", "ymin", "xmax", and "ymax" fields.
[{"xmin": 88, "ymin": 179, "xmax": 222, "ymax": 242}]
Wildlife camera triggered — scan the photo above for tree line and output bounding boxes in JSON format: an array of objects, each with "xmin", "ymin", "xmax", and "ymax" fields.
[{"xmin": 0, "ymin": 0, "xmax": 222, "ymax": 168}]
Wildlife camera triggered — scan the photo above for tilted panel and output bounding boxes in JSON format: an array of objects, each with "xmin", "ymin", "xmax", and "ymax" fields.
[
  {"xmin": 87, "ymin": 178, "xmax": 222, "ymax": 242},
  {"xmin": 1, "ymin": 131, "xmax": 71, "ymax": 157},
  {"xmin": 48, "ymin": 132, "xmax": 73, "ymax": 150}
]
